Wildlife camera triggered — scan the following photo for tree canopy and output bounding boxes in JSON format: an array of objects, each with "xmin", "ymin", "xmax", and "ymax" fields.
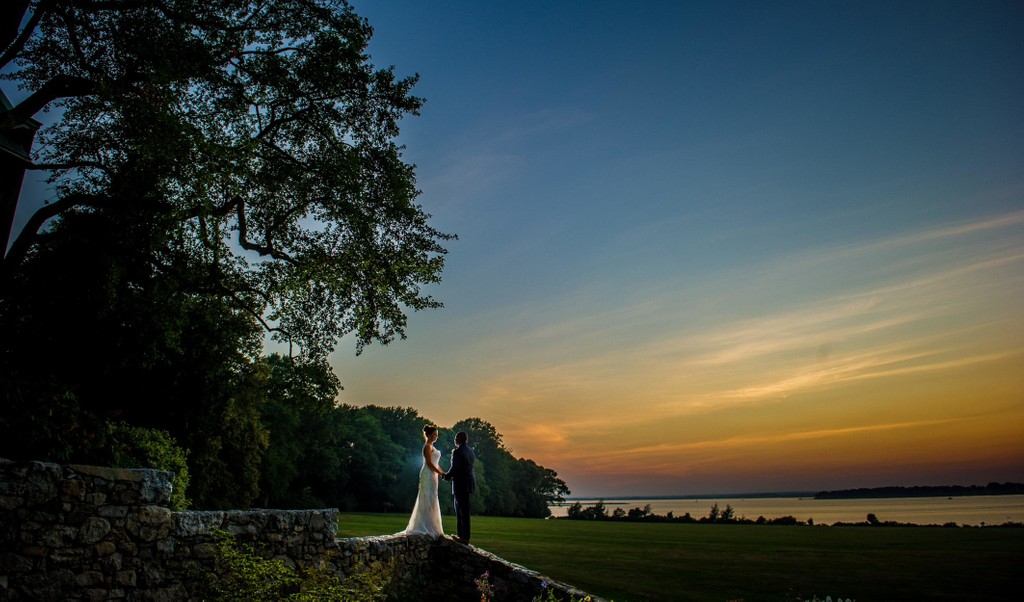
[{"xmin": 1, "ymin": 0, "xmax": 453, "ymax": 357}]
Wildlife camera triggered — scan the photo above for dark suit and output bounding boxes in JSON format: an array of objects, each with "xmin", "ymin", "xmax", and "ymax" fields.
[{"xmin": 447, "ymin": 443, "xmax": 476, "ymax": 542}]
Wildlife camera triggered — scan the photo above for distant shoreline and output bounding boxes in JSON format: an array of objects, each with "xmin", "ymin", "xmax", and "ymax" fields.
[
  {"xmin": 558, "ymin": 483, "xmax": 1024, "ymax": 503},
  {"xmin": 813, "ymin": 483, "xmax": 1024, "ymax": 499}
]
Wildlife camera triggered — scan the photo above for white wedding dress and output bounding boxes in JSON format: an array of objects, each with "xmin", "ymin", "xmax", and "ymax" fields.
[{"xmin": 402, "ymin": 446, "xmax": 444, "ymax": 537}]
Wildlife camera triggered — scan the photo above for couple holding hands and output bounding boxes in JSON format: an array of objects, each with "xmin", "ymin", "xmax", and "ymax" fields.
[{"xmin": 402, "ymin": 425, "xmax": 476, "ymax": 544}]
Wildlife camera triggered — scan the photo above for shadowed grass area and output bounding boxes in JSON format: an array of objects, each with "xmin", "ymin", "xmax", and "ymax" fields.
[{"xmin": 337, "ymin": 513, "xmax": 1024, "ymax": 601}]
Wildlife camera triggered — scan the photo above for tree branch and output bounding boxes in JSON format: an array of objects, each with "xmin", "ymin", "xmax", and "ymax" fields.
[
  {"xmin": 252, "ymin": 105, "xmax": 316, "ymax": 142},
  {"xmin": 258, "ymin": 139, "xmax": 310, "ymax": 169},
  {"xmin": 0, "ymin": 74, "xmax": 96, "ymax": 132},
  {"xmin": 175, "ymin": 194, "xmax": 240, "ymax": 221},
  {"xmin": 2, "ymin": 0, "xmax": 175, "ymax": 70},
  {"xmin": 28, "ymin": 160, "xmax": 111, "ymax": 173},
  {"xmin": 239, "ymin": 46, "xmax": 302, "ymax": 56},
  {"xmin": 55, "ymin": 1, "xmax": 153, "ymax": 11},
  {"xmin": 215, "ymin": 280, "xmax": 290, "ymax": 339},
  {"xmin": 235, "ymin": 199, "xmax": 298, "ymax": 265},
  {"xmin": 212, "ymin": 195, "xmax": 241, "ymax": 217},
  {"xmin": 57, "ymin": 7, "xmax": 104, "ymax": 79},
  {"xmin": 0, "ymin": 0, "xmax": 38, "ymax": 70},
  {"xmin": 2, "ymin": 191, "xmax": 110, "ymax": 271}
]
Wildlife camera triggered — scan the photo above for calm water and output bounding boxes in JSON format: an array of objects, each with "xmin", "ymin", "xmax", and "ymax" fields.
[{"xmin": 549, "ymin": 494, "xmax": 1024, "ymax": 526}]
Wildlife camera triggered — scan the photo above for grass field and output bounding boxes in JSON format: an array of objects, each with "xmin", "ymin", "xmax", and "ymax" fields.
[{"xmin": 338, "ymin": 513, "xmax": 1024, "ymax": 601}]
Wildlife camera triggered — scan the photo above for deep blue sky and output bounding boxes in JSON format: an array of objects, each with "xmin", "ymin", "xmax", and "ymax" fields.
[{"xmin": 345, "ymin": 0, "xmax": 1023, "ymax": 312}]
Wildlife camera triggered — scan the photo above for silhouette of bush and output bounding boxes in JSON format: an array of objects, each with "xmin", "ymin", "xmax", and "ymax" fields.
[
  {"xmin": 107, "ymin": 422, "xmax": 191, "ymax": 510},
  {"xmin": 192, "ymin": 530, "xmax": 395, "ymax": 601}
]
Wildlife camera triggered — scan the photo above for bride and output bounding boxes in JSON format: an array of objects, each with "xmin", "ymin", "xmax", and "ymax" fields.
[{"xmin": 402, "ymin": 424, "xmax": 446, "ymax": 537}]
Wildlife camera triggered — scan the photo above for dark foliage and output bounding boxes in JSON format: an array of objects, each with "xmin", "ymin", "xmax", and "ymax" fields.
[{"xmin": 2, "ymin": 0, "xmax": 453, "ymax": 357}]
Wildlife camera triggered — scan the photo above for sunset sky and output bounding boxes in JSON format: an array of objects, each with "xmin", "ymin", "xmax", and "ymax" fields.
[
  {"xmin": 3, "ymin": 1, "xmax": 1019, "ymax": 500},
  {"xmin": 330, "ymin": 0, "xmax": 1024, "ymax": 497}
]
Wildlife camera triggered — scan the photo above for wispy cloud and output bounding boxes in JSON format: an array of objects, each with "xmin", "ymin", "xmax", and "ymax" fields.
[
  {"xmin": 705, "ymin": 348, "xmax": 1023, "ymax": 404},
  {"xmin": 418, "ymin": 106, "xmax": 596, "ymax": 210},
  {"xmin": 765, "ymin": 209, "xmax": 1024, "ymax": 277},
  {"xmin": 573, "ymin": 418, "xmax": 968, "ymax": 475},
  {"xmin": 842, "ymin": 209, "xmax": 1024, "ymax": 256},
  {"xmin": 454, "ymin": 209, "xmax": 1024, "ymax": 470},
  {"xmin": 419, "ymin": 150, "xmax": 523, "ymax": 207}
]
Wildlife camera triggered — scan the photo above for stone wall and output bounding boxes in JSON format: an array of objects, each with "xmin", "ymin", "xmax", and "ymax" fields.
[
  {"xmin": 0, "ymin": 459, "xmax": 341, "ymax": 601},
  {"xmin": 1, "ymin": 459, "xmax": 600, "ymax": 601},
  {"xmin": 336, "ymin": 534, "xmax": 598, "ymax": 601}
]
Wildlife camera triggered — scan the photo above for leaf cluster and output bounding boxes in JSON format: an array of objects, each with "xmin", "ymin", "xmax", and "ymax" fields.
[{"xmin": 107, "ymin": 421, "xmax": 192, "ymax": 510}]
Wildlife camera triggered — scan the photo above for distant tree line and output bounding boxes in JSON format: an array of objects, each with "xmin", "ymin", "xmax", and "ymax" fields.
[
  {"xmin": 563, "ymin": 501, "xmax": 1024, "ymax": 528},
  {"xmin": 815, "ymin": 483, "xmax": 1024, "ymax": 499},
  {"xmin": 561, "ymin": 501, "xmax": 806, "ymax": 525}
]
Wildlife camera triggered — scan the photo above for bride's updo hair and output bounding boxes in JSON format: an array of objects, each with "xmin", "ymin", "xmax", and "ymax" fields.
[{"xmin": 422, "ymin": 425, "xmax": 438, "ymax": 440}]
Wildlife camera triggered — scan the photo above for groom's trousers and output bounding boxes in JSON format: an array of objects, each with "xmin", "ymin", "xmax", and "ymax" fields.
[{"xmin": 453, "ymin": 488, "xmax": 471, "ymax": 542}]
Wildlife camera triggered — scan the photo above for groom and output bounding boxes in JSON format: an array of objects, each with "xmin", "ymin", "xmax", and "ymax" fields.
[{"xmin": 443, "ymin": 431, "xmax": 476, "ymax": 543}]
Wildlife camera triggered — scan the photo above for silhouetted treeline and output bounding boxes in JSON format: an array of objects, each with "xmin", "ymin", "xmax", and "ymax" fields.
[
  {"xmin": 561, "ymin": 501, "xmax": 807, "ymax": 525},
  {"xmin": 815, "ymin": 483, "xmax": 1024, "ymax": 499}
]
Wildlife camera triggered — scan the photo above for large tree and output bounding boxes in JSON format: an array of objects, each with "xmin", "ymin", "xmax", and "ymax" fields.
[
  {"xmin": 0, "ymin": 0, "xmax": 452, "ymax": 358},
  {"xmin": 0, "ymin": 1, "xmax": 452, "ymax": 508}
]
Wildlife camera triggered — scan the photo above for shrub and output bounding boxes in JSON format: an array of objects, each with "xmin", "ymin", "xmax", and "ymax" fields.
[
  {"xmin": 195, "ymin": 530, "xmax": 395, "ymax": 601},
  {"xmin": 532, "ymin": 579, "xmax": 594, "ymax": 602},
  {"xmin": 107, "ymin": 421, "xmax": 191, "ymax": 510}
]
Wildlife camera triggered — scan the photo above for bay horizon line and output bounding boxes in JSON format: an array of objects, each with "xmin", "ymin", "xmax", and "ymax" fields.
[{"xmin": 556, "ymin": 482, "xmax": 1024, "ymax": 503}]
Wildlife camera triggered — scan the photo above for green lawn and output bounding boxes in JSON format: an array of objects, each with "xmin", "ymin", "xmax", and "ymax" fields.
[{"xmin": 338, "ymin": 513, "xmax": 1024, "ymax": 601}]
